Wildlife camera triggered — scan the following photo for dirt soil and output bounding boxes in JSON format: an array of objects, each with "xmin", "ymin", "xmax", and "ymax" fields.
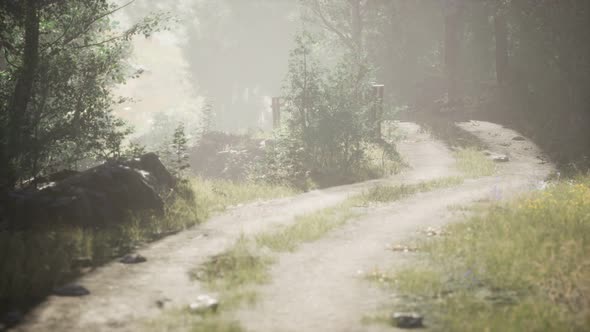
[{"xmin": 14, "ymin": 121, "xmax": 553, "ymax": 332}]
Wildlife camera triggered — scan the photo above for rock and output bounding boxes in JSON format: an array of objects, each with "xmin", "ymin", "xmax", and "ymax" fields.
[
  {"xmin": 392, "ymin": 312, "xmax": 424, "ymax": 329},
  {"xmin": 5, "ymin": 153, "xmax": 174, "ymax": 229},
  {"xmin": 120, "ymin": 254, "xmax": 147, "ymax": 264},
  {"xmin": 156, "ymin": 298, "xmax": 171, "ymax": 309},
  {"xmin": 512, "ymin": 136, "xmax": 526, "ymax": 141},
  {"xmin": 72, "ymin": 256, "xmax": 93, "ymax": 269},
  {"xmin": 53, "ymin": 284, "xmax": 90, "ymax": 297},
  {"xmin": 1, "ymin": 310, "xmax": 23, "ymax": 328},
  {"xmin": 188, "ymin": 295, "xmax": 219, "ymax": 314},
  {"xmin": 424, "ymin": 227, "xmax": 448, "ymax": 237},
  {"xmin": 388, "ymin": 244, "xmax": 418, "ymax": 252},
  {"xmin": 126, "ymin": 153, "xmax": 176, "ymax": 192},
  {"xmin": 491, "ymin": 154, "xmax": 510, "ymax": 163}
]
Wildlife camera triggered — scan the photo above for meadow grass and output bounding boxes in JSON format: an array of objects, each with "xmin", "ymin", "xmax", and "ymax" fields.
[
  {"xmin": 360, "ymin": 177, "xmax": 464, "ymax": 204},
  {"xmin": 0, "ymin": 177, "xmax": 295, "ymax": 314},
  {"xmin": 255, "ymin": 199, "xmax": 358, "ymax": 252},
  {"xmin": 144, "ymin": 307, "xmax": 245, "ymax": 332},
  {"xmin": 366, "ymin": 175, "xmax": 590, "ymax": 331},
  {"xmin": 190, "ymin": 177, "xmax": 297, "ymax": 216},
  {"xmin": 192, "ymin": 236, "xmax": 272, "ymax": 293},
  {"xmin": 454, "ymin": 147, "xmax": 496, "ymax": 177}
]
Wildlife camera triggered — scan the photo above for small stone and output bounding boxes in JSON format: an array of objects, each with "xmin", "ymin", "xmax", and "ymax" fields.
[
  {"xmin": 392, "ymin": 312, "xmax": 424, "ymax": 329},
  {"xmin": 389, "ymin": 244, "xmax": 418, "ymax": 252},
  {"xmin": 120, "ymin": 254, "xmax": 147, "ymax": 264},
  {"xmin": 512, "ymin": 136, "xmax": 526, "ymax": 141},
  {"xmin": 156, "ymin": 298, "xmax": 171, "ymax": 309},
  {"xmin": 2, "ymin": 310, "xmax": 23, "ymax": 327},
  {"xmin": 72, "ymin": 257, "xmax": 93, "ymax": 268},
  {"xmin": 491, "ymin": 155, "xmax": 510, "ymax": 163},
  {"xmin": 189, "ymin": 295, "xmax": 219, "ymax": 314},
  {"xmin": 53, "ymin": 284, "xmax": 90, "ymax": 297}
]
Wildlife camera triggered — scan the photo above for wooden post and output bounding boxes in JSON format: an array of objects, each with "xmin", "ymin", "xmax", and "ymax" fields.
[
  {"xmin": 272, "ymin": 97, "xmax": 281, "ymax": 129},
  {"xmin": 372, "ymin": 84, "xmax": 384, "ymax": 139}
]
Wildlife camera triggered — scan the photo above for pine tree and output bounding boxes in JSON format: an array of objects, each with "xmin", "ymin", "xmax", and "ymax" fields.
[{"xmin": 170, "ymin": 123, "xmax": 190, "ymax": 176}]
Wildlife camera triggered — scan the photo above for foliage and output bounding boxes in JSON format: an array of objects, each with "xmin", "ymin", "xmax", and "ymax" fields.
[
  {"xmin": 168, "ymin": 123, "xmax": 190, "ymax": 176},
  {"xmin": 0, "ymin": 0, "xmax": 169, "ymax": 188},
  {"xmin": 264, "ymin": 30, "xmax": 400, "ymax": 189}
]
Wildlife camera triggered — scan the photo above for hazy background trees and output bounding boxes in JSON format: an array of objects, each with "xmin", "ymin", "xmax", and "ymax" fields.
[{"xmin": 2, "ymin": 0, "xmax": 588, "ymax": 190}]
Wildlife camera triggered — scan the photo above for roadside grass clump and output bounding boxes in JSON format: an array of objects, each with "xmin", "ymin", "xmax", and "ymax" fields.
[
  {"xmin": 192, "ymin": 236, "xmax": 272, "ymax": 293},
  {"xmin": 454, "ymin": 147, "xmax": 496, "ymax": 177},
  {"xmin": 367, "ymin": 175, "xmax": 590, "ymax": 331},
  {"xmin": 144, "ymin": 307, "xmax": 245, "ymax": 332},
  {"xmin": 361, "ymin": 177, "xmax": 464, "ymax": 203},
  {"xmin": 255, "ymin": 199, "xmax": 358, "ymax": 252},
  {"xmin": 0, "ymin": 177, "xmax": 294, "ymax": 315},
  {"xmin": 190, "ymin": 177, "xmax": 297, "ymax": 217}
]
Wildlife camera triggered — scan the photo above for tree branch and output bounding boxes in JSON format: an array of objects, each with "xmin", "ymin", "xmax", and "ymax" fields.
[
  {"xmin": 309, "ymin": 0, "xmax": 356, "ymax": 52},
  {"xmin": 43, "ymin": 0, "xmax": 135, "ymax": 50}
]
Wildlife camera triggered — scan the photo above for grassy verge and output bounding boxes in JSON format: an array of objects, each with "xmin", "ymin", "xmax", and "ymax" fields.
[
  {"xmin": 365, "ymin": 175, "xmax": 590, "ymax": 331},
  {"xmin": 191, "ymin": 177, "xmax": 297, "ymax": 216},
  {"xmin": 255, "ymin": 200, "xmax": 358, "ymax": 252},
  {"xmin": 361, "ymin": 177, "xmax": 464, "ymax": 204},
  {"xmin": 454, "ymin": 147, "xmax": 496, "ymax": 177},
  {"xmin": 0, "ymin": 177, "xmax": 295, "ymax": 316}
]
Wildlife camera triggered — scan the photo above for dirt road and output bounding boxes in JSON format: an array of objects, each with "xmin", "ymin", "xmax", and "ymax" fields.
[{"xmin": 15, "ymin": 122, "xmax": 552, "ymax": 332}]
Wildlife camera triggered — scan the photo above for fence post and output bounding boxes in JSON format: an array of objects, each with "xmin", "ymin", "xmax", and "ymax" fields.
[{"xmin": 272, "ymin": 97, "xmax": 281, "ymax": 129}]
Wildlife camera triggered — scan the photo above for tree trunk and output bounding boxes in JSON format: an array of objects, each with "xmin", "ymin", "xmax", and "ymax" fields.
[
  {"xmin": 7, "ymin": 0, "xmax": 40, "ymax": 187},
  {"xmin": 494, "ymin": 13, "xmax": 509, "ymax": 85},
  {"xmin": 444, "ymin": 2, "xmax": 462, "ymax": 105},
  {"xmin": 350, "ymin": 0, "xmax": 362, "ymax": 54}
]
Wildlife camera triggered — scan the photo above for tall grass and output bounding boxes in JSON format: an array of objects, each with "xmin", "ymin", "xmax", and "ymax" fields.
[
  {"xmin": 368, "ymin": 175, "xmax": 590, "ymax": 331},
  {"xmin": 360, "ymin": 177, "xmax": 464, "ymax": 203},
  {"xmin": 0, "ymin": 177, "xmax": 295, "ymax": 314},
  {"xmin": 255, "ymin": 199, "xmax": 358, "ymax": 252},
  {"xmin": 455, "ymin": 147, "xmax": 496, "ymax": 177}
]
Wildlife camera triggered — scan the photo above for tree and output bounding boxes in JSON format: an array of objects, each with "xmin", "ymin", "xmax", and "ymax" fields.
[
  {"xmin": 444, "ymin": 0, "xmax": 464, "ymax": 105},
  {"xmin": 277, "ymin": 30, "xmax": 385, "ymax": 184},
  {"xmin": 0, "ymin": 0, "xmax": 168, "ymax": 188},
  {"xmin": 167, "ymin": 123, "xmax": 190, "ymax": 177}
]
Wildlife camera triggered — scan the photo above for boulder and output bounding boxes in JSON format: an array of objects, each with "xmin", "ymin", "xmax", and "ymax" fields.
[{"xmin": 5, "ymin": 153, "xmax": 175, "ymax": 229}]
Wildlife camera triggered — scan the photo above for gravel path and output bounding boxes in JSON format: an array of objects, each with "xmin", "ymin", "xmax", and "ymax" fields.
[
  {"xmin": 233, "ymin": 121, "xmax": 553, "ymax": 332},
  {"xmin": 15, "ymin": 121, "xmax": 552, "ymax": 332},
  {"xmin": 16, "ymin": 122, "xmax": 460, "ymax": 332}
]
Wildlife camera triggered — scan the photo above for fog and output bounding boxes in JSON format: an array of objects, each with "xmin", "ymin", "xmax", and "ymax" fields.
[
  {"xmin": 1, "ymin": 1, "xmax": 589, "ymax": 330},
  {"xmin": 114, "ymin": 0, "xmax": 299, "ymax": 141}
]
